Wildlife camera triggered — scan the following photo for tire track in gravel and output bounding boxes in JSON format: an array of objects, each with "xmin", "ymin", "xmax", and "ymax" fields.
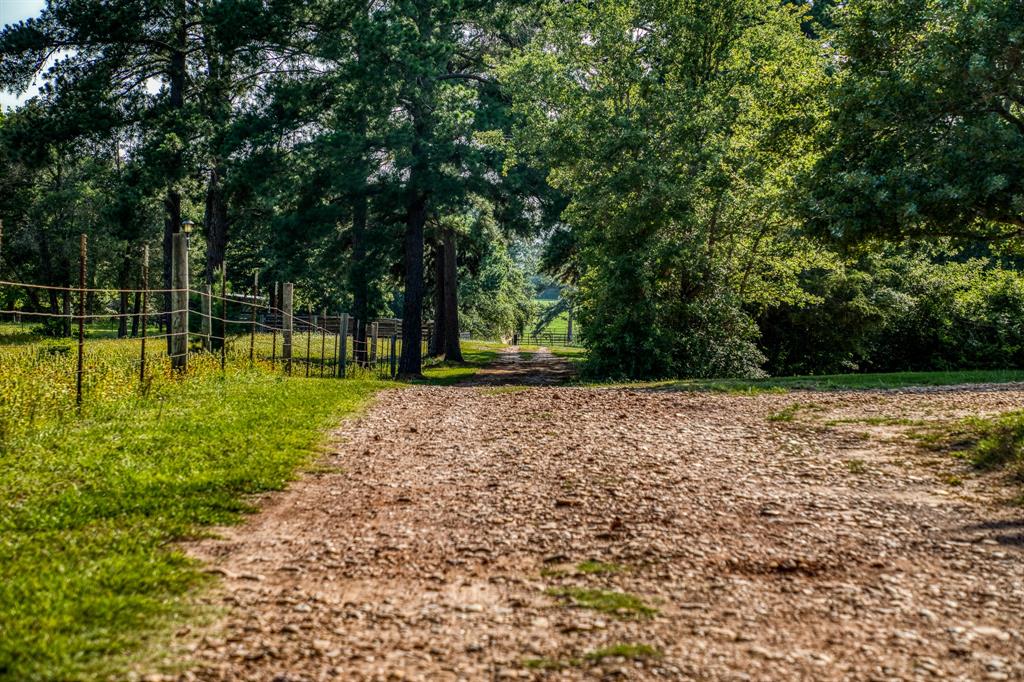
[{"xmin": 168, "ymin": 362, "xmax": 1024, "ymax": 682}]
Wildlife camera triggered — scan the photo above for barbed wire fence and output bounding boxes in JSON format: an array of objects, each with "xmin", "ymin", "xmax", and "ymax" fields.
[{"xmin": 0, "ymin": 233, "xmax": 432, "ymax": 408}]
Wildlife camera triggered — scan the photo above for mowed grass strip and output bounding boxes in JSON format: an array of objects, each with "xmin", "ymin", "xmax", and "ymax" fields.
[
  {"xmin": 418, "ymin": 340, "xmax": 503, "ymax": 385},
  {"xmin": 0, "ymin": 362, "xmax": 386, "ymax": 681},
  {"xmin": 593, "ymin": 369, "xmax": 1024, "ymax": 394}
]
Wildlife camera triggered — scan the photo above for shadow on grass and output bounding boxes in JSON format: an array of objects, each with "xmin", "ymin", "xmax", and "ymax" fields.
[{"xmin": 413, "ymin": 344, "xmax": 503, "ymax": 386}]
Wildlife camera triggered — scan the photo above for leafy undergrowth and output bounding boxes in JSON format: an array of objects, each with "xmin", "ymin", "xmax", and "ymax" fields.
[
  {"xmin": 594, "ymin": 369, "xmax": 1024, "ymax": 394},
  {"xmin": 0, "ymin": 359, "xmax": 385, "ymax": 681},
  {"xmin": 920, "ymin": 410, "xmax": 1024, "ymax": 501}
]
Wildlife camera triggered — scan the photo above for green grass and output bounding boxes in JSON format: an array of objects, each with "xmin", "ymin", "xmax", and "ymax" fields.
[
  {"xmin": 532, "ymin": 300, "xmax": 574, "ymax": 336},
  {"xmin": 768, "ymin": 404, "xmax": 802, "ymax": 422},
  {"xmin": 0, "ymin": 320, "xmax": 163, "ymax": 345},
  {"xmin": 546, "ymin": 587, "xmax": 657, "ymax": 618},
  {"xmin": 912, "ymin": 409, "xmax": 1024, "ymax": 502},
  {"xmin": 523, "ymin": 657, "xmax": 571, "ymax": 671},
  {"xmin": 612, "ymin": 369, "xmax": 1024, "ymax": 394},
  {"xmin": 576, "ymin": 560, "xmax": 626, "ymax": 575},
  {"xmin": 523, "ymin": 643, "xmax": 661, "ymax": 671},
  {"xmin": 585, "ymin": 643, "xmax": 662, "ymax": 662},
  {"xmin": 929, "ymin": 411, "xmax": 1024, "ymax": 482},
  {"xmin": 0, "ymin": 329, "xmax": 510, "ymax": 680},
  {"xmin": 0, "ymin": 358, "xmax": 385, "ymax": 680},
  {"xmin": 846, "ymin": 459, "xmax": 868, "ymax": 474},
  {"xmin": 539, "ymin": 560, "xmax": 626, "ymax": 578},
  {"xmin": 418, "ymin": 340, "xmax": 502, "ymax": 385},
  {"xmin": 826, "ymin": 416, "xmax": 925, "ymax": 427},
  {"xmin": 964, "ymin": 412, "xmax": 1024, "ymax": 479}
]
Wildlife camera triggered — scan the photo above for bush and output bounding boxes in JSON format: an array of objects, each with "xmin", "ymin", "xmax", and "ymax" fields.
[{"xmin": 757, "ymin": 251, "xmax": 1024, "ymax": 375}]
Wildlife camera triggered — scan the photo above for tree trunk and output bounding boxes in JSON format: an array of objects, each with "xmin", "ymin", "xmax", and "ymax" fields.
[
  {"xmin": 131, "ymin": 290, "xmax": 142, "ymax": 337},
  {"xmin": 118, "ymin": 290, "xmax": 130, "ymax": 338},
  {"xmin": 398, "ymin": 100, "xmax": 430, "ymax": 378},
  {"xmin": 204, "ymin": 165, "xmax": 228, "ymax": 352},
  {"xmin": 204, "ymin": 165, "xmax": 229, "ymax": 286},
  {"xmin": 351, "ymin": 185, "xmax": 370, "ymax": 365},
  {"xmin": 61, "ymin": 290, "xmax": 70, "ymax": 337},
  {"xmin": 442, "ymin": 228, "xmax": 463, "ymax": 362},
  {"xmin": 164, "ymin": 28, "xmax": 186, "ymax": 353},
  {"xmin": 566, "ymin": 304, "xmax": 574, "ymax": 343},
  {"xmin": 117, "ymin": 247, "xmax": 132, "ymax": 338},
  {"xmin": 163, "ymin": 191, "xmax": 181, "ymax": 353},
  {"xmin": 398, "ymin": 193, "xmax": 428, "ymax": 378},
  {"xmin": 429, "ymin": 236, "xmax": 445, "ymax": 358}
]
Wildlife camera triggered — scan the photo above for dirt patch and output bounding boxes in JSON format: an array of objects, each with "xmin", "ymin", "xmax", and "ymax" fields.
[
  {"xmin": 467, "ymin": 346, "xmax": 576, "ymax": 386},
  {"xmin": 168, "ymin": 373, "xmax": 1024, "ymax": 681}
]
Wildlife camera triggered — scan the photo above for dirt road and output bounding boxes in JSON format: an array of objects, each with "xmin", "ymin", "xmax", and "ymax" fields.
[{"xmin": 173, "ymin": 351, "xmax": 1024, "ymax": 681}]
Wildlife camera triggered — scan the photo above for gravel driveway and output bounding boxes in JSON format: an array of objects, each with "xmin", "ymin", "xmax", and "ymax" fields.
[{"xmin": 173, "ymin": 351, "xmax": 1024, "ymax": 681}]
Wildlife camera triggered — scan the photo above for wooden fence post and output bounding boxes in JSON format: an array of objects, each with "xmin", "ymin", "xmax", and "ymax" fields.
[
  {"xmin": 354, "ymin": 319, "xmax": 362, "ymax": 367},
  {"xmin": 201, "ymin": 283, "xmax": 212, "ymax": 351},
  {"xmin": 282, "ymin": 282, "xmax": 294, "ymax": 375},
  {"xmin": 339, "ymin": 312, "xmax": 349, "ymax": 378},
  {"xmin": 271, "ymin": 282, "xmax": 278, "ymax": 369},
  {"xmin": 305, "ymin": 306, "xmax": 313, "ymax": 378},
  {"xmin": 219, "ymin": 262, "xmax": 227, "ymax": 371},
  {"xmin": 170, "ymin": 232, "xmax": 189, "ymax": 371},
  {"xmin": 332, "ymin": 314, "xmax": 340, "ymax": 378},
  {"xmin": 390, "ymin": 334, "xmax": 397, "ymax": 378},
  {"xmin": 249, "ymin": 271, "xmax": 258, "ymax": 365},
  {"xmin": 76, "ymin": 234, "xmax": 87, "ymax": 408},
  {"xmin": 320, "ymin": 308, "xmax": 327, "ymax": 377},
  {"xmin": 370, "ymin": 321, "xmax": 379, "ymax": 366},
  {"xmin": 140, "ymin": 245, "xmax": 149, "ymax": 386}
]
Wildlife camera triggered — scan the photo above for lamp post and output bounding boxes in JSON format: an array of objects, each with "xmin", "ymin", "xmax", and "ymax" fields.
[{"xmin": 181, "ymin": 219, "xmax": 194, "ymax": 245}]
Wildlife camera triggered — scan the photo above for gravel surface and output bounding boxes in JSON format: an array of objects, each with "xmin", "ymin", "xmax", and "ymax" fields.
[{"xmin": 162, "ymin": 350, "xmax": 1024, "ymax": 681}]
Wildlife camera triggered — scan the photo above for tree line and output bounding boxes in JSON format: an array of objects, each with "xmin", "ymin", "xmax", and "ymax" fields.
[{"xmin": 1, "ymin": 0, "xmax": 1022, "ymax": 378}]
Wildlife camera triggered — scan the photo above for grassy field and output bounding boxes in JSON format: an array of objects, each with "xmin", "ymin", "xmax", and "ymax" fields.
[
  {"xmin": 623, "ymin": 369, "xmax": 1024, "ymax": 394},
  {"xmin": 0, "ymin": 332, "xmax": 497, "ymax": 681},
  {"xmin": 531, "ymin": 300, "xmax": 576, "ymax": 338}
]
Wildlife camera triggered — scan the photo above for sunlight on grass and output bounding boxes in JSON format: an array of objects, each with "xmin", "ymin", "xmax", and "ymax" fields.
[{"xmin": 0, "ymin": 341, "xmax": 385, "ymax": 680}]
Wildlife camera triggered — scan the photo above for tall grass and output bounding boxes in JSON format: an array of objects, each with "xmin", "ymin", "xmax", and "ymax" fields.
[{"xmin": 0, "ymin": 336, "xmax": 387, "ymax": 680}]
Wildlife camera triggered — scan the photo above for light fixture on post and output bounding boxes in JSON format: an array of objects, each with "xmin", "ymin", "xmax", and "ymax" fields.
[{"xmin": 181, "ymin": 219, "xmax": 195, "ymax": 244}]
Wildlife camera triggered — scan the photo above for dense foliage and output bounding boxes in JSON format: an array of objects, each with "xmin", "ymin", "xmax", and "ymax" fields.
[
  {"xmin": 759, "ymin": 248, "xmax": 1024, "ymax": 375},
  {"xmin": 2, "ymin": 0, "xmax": 1023, "ymax": 378},
  {"xmin": 500, "ymin": 0, "xmax": 827, "ymax": 378}
]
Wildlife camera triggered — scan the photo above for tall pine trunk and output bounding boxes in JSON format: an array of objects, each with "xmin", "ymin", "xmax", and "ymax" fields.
[
  {"xmin": 398, "ymin": 194, "xmax": 427, "ymax": 377},
  {"xmin": 351, "ymin": 160, "xmax": 370, "ymax": 365},
  {"xmin": 442, "ymin": 228, "xmax": 463, "ymax": 362},
  {"xmin": 429, "ymin": 237, "xmax": 445, "ymax": 358},
  {"xmin": 117, "ymin": 247, "xmax": 132, "ymax": 338},
  {"xmin": 204, "ymin": 166, "xmax": 228, "ymax": 286},
  {"xmin": 131, "ymin": 291, "xmax": 142, "ymax": 337},
  {"xmin": 398, "ymin": 104, "xmax": 430, "ymax": 378},
  {"xmin": 163, "ymin": 19, "xmax": 186, "ymax": 354}
]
